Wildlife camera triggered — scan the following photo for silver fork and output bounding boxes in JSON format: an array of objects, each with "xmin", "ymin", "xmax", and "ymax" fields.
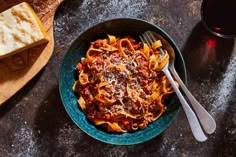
[
  {"xmin": 140, "ymin": 31, "xmax": 207, "ymax": 142},
  {"xmin": 145, "ymin": 31, "xmax": 216, "ymax": 135}
]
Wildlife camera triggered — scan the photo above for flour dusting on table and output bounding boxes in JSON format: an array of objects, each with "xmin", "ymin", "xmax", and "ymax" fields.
[
  {"xmin": 55, "ymin": 124, "xmax": 83, "ymax": 157},
  {"xmin": 107, "ymin": 146, "xmax": 127, "ymax": 157},
  {"xmin": 55, "ymin": 0, "xmax": 149, "ymax": 51},
  {"xmin": 187, "ymin": 1, "xmax": 201, "ymax": 16},
  {"xmin": 79, "ymin": 0, "xmax": 148, "ymax": 30},
  {"xmin": 210, "ymin": 53, "xmax": 236, "ymax": 117},
  {"xmin": 11, "ymin": 126, "xmax": 41, "ymax": 157}
]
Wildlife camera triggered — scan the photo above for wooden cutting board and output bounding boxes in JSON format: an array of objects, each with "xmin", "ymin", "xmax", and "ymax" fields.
[{"xmin": 0, "ymin": 0, "xmax": 64, "ymax": 105}]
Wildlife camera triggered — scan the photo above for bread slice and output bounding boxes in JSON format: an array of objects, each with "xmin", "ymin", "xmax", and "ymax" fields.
[{"xmin": 0, "ymin": 2, "xmax": 49, "ymax": 59}]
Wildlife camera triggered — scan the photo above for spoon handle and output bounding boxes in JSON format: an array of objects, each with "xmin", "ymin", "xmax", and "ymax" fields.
[
  {"xmin": 169, "ymin": 65, "xmax": 216, "ymax": 134},
  {"xmin": 163, "ymin": 63, "xmax": 207, "ymax": 142}
]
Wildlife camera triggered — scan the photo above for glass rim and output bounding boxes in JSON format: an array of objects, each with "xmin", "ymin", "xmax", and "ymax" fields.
[{"xmin": 200, "ymin": 0, "xmax": 236, "ymax": 38}]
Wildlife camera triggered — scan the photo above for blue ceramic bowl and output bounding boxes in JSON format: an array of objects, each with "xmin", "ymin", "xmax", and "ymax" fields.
[{"xmin": 59, "ymin": 18, "xmax": 187, "ymax": 145}]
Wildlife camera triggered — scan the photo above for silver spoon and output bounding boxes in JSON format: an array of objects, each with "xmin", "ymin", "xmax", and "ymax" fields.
[
  {"xmin": 140, "ymin": 32, "xmax": 207, "ymax": 142},
  {"xmin": 148, "ymin": 31, "xmax": 216, "ymax": 134}
]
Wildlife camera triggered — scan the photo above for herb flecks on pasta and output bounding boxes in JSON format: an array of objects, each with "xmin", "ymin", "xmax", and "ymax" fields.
[{"xmin": 73, "ymin": 35, "xmax": 178, "ymax": 132}]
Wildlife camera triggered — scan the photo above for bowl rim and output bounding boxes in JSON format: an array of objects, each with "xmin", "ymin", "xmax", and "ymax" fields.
[{"xmin": 59, "ymin": 17, "xmax": 187, "ymax": 145}]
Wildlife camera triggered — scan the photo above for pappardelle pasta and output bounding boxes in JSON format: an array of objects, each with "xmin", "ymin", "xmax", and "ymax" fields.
[{"xmin": 73, "ymin": 35, "xmax": 178, "ymax": 132}]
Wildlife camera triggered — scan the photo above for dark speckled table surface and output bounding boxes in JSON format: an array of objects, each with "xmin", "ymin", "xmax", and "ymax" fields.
[{"xmin": 0, "ymin": 0, "xmax": 236, "ymax": 156}]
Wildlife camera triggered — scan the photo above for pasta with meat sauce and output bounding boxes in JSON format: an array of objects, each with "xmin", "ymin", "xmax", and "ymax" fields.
[{"xmin": 73, "ymin": 35, "xmax": 178, "ymax": 132}]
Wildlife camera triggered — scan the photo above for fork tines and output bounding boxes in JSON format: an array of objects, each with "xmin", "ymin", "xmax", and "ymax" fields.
[
  {"xmin": 139, "ymin": 31, "xmax": 156, "ymax": 47},
  {"xmin": 139, "ymin": 31, "xmax": 165, "ymax": 55}
]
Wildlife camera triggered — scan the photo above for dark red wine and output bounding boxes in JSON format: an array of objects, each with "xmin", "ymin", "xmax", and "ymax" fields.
[{"xmin": 201, "ymin": 0, "xmax": 236, "ymax": 37}]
